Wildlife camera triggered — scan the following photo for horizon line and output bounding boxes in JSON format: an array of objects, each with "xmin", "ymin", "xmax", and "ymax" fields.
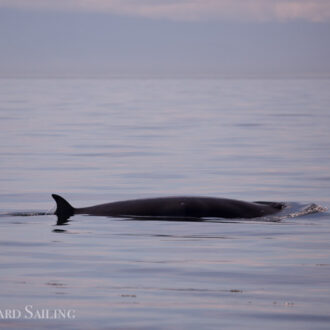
[{"xmin": 1, "ymin": 72, "xmax": 330, "ymax": 80}]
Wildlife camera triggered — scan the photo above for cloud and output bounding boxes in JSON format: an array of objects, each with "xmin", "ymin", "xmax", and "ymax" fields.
[{"xmin": 1, "ymin": 0, "xmax": 330, "ymax": 22}]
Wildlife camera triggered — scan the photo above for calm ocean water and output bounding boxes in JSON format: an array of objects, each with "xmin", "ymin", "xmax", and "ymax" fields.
[{"xmin": 0, "ymin": 78, "xmax": 329, "ymax": 329}]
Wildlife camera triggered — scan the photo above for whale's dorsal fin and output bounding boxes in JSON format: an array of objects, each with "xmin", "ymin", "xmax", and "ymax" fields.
[{"xmin": 52, "ymin": 194, "xmax": 75, "ymax": 223}]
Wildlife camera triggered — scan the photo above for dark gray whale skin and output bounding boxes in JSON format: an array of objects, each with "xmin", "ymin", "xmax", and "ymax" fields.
[{"xmin": 52, "ymin": 194, "xmax": 285, "ymax": 224}]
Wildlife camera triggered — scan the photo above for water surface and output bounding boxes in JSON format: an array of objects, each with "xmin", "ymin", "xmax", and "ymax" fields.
[{"xmin": 0, "ymin": 78, "xmax": 329, "ymax": 329}]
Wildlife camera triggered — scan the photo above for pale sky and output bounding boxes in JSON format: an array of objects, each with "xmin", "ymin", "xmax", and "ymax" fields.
[{"xmin": 0, "ymin": 0, "xmax": 329, "ymax": 77}]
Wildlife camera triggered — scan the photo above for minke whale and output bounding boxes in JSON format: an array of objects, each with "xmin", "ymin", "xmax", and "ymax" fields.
[{"xmin": 52, "ymin": 194, "xmax": 285, "ymax": 224}]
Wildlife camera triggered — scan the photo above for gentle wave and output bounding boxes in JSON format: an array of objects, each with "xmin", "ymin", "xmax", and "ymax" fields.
[
  {"xmin": 285, "ymin": 203, "xmax": 328, "ymax": 218},
  {"xmin": 266, "ymin": 203, "xmax": 328, "ymax": 222},
  {"xmin": 0, "ymin": 210, "xmax": 55, "ymax": 217}
]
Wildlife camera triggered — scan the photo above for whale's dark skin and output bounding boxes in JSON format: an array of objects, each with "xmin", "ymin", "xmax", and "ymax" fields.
[{"xmin": 52, "ymin": 194, "xmax": 285, "ymax": 225}]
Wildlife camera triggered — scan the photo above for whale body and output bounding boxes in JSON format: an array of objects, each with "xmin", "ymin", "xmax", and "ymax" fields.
[{"xmin": 52, "ymin": 194, "xmax": 285, "ymax": 224}]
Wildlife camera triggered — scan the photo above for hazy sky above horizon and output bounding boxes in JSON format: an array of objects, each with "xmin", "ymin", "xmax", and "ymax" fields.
[{"xmin": 1, "ymin": 0, "xmax": 330, "ymax": 77}]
